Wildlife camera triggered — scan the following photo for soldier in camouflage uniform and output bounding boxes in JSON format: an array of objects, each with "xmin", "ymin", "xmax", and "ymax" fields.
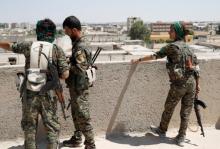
[
  {"xmin": 62, "ymin": 16, "xmax": 96, "ymax": 149},
  {"xmin": 131, "ymin": 22, "xmax": 200, "ymax": 147},
  {"xmin": 0, "ymin": 19, "xmax": 69, "ymax": 149}
]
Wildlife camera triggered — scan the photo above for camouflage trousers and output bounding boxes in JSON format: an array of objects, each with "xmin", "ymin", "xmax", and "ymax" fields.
[
  {"xmin": 21, "ymin": 90, "xmax": 60, "ymax": 149},
  {"xmin": 69, "ymin": 87, "xmax": 95, "ymax": 145},
  {"xmin": 159, "ymin": 77, "xmax": 196, "ymax": 136}
]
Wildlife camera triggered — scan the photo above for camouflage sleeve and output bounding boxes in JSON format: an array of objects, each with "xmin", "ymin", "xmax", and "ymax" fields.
[
  {"xmin": 11, "ymin": 41, "xmax": 32, "ymax": 57},
  {"xmin": 155, "ymin": 44, "xmax": 179, "ymax": 59},
  {"xmin": 53, "ymin": 45, "xmax": 69, "ymax": 75},
  {"xmin": 154, "ymin": 45, "xmax": 168, "ymax": 59}
]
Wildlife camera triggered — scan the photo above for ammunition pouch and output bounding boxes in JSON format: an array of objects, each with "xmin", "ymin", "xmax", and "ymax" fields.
[
  {"xmin": 65, "ymin": 66, "xmax": 89, "ymax": 90},
  {"xmin": 26, "ymin": 68, "xmax": 47, "ymax": 92},
  {"xmin": 86, "ymin": 66, "xmax": 96, "ymax": 87}
]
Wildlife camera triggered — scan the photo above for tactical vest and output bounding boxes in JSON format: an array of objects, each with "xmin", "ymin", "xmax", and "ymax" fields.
[
  {"xmin": 66, "ymin": 39, "xmax": 93, "ymax": 90},
  {"xmin": 26, "ymin": 41, "xmax": 53, "ymax": 92},
  {"xmin": 71, "ymin": 45, "xmax": 95, "ymax": 87},
  {"xmin": 70, "ymin": 40, "xmax": 92, "ymax": 67},
  {"xmin": 166, "ymin": 41, "xmax": 198, "ymax": 82}
]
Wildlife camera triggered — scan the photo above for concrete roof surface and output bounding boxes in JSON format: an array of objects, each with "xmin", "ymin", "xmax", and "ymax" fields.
[{"xmin": 1, "ymin": 126, "xmax": 219, "ymax": 149}]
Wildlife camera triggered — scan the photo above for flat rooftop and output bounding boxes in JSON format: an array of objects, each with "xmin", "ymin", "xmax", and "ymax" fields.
[{"xmin": 1, "ymin": 127, "xmax": 219, "ymax": 149}]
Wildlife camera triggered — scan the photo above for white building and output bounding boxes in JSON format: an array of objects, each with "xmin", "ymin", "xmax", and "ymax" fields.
[
  {"xmin": 193, "ymin": 22, "xmax": 208, "ymax": 30},
  {"xmin": 20, "ymin": 22, "xmax": 32, "ymax": 30},
  {"xmin": 127, "ymin": 17, "xmax": 142, "ymax": 31}
]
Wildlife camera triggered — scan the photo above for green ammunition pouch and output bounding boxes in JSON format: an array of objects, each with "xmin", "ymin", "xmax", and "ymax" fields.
[{"xmin": 65, "ymin": 66, "xmax": 89, "ymax": 90}]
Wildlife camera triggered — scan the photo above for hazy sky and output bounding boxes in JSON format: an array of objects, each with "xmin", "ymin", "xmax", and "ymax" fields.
[{"xmin": 0, "ymin": 0, "xmax": 220, "ymax": 23}]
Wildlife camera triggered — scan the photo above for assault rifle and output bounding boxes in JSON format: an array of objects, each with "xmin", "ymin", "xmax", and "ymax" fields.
[
  {"xmin": 194, "ymin": 95, "xmax": 207, "ymax": 137},
  {"xmin": 39, "ymin": 48, "xmax": 67, "ymax": 120}
]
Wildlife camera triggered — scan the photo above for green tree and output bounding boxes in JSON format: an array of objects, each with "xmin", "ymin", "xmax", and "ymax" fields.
[
  {"xmin": 129, "ymin": 21, "xmax": 150, "ymax": 42},
  {"xmin": 217, "ymin": 25, "xmax": 220, "ymax": 35}
]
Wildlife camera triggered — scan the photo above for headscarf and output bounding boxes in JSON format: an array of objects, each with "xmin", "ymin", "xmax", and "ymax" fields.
[
  {"xmin": 172, "ymin": 21, "xmax": 184, "ymax": 40},
  {"xmin": 36, "ymin": 19, "xmax": 56, "ymax": 43}
]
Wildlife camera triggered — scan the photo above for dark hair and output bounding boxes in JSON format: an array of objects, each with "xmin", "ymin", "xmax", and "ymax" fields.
[
  {"xmin": 36, "ymin": 18, "xmax": 56, "ymax": 42},
  {"xmin": 63, "ymin": 16, "xmax": 81, "ymax": 31}
]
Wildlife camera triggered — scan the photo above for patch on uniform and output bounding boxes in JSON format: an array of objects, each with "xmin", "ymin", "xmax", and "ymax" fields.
[
  {"xmin": 77, "ymin": 50, "xmax": 82, "ymax": 55},
  {"xmin": 76, "ymin": 52, "xmax": 86, "ymax": 63}
]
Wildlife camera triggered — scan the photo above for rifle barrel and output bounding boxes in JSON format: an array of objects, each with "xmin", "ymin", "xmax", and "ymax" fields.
[
  {"xmin": 194, "ymin": 100, "xmax": 205, "ymax": 137},
  {"xmin": 92, "ymin": 47, "xmax": 102, "ymax": 64}
]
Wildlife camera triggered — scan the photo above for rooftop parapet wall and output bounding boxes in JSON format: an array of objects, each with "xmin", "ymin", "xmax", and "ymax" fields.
[{"xmin": 0, "ymin": 59, "xmax": 219, "ymax": 140}]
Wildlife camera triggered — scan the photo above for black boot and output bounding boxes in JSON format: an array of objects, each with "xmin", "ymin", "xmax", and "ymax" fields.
[
  {"xmin": 85, "ymin": 143, "xmax": 96, "ymax": 149},
  {"xmin": 150, "ymin": 125, "xmax": 166, "ymax": 137},
  {"xmin": 174, "ymin": 134, "xmax": 185, "ymax": 147},
  {"xmin": 62, "ymin": 132, "xmax": 82, "ymax": 147}
]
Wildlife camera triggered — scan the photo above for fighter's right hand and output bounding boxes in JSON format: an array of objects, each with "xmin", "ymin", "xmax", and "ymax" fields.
[
  {"xmin": 131, "ymin": 58, "xmax": 140, "ymax": 64},
  {"xmin": 196, "ymin": 85, "xmax": 201, "ymax": 94}
]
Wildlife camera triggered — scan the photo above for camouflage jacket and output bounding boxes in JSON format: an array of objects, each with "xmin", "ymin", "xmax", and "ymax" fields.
[
  {"xmin": 65, "ymin": 37, "xmax": 92, "ymax": 90},
  {"xmin": 155, "ymin": 41, "xmax": 200, "ymax": 83},
  {"xmin": 11, "ymin": 41, "xmax": 69, "ymax": 76}
]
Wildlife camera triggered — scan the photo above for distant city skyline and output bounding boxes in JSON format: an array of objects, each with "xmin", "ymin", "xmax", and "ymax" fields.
[{"xmin": 1, "ymin": 0, "xmax": 220, "ymax": 24}]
